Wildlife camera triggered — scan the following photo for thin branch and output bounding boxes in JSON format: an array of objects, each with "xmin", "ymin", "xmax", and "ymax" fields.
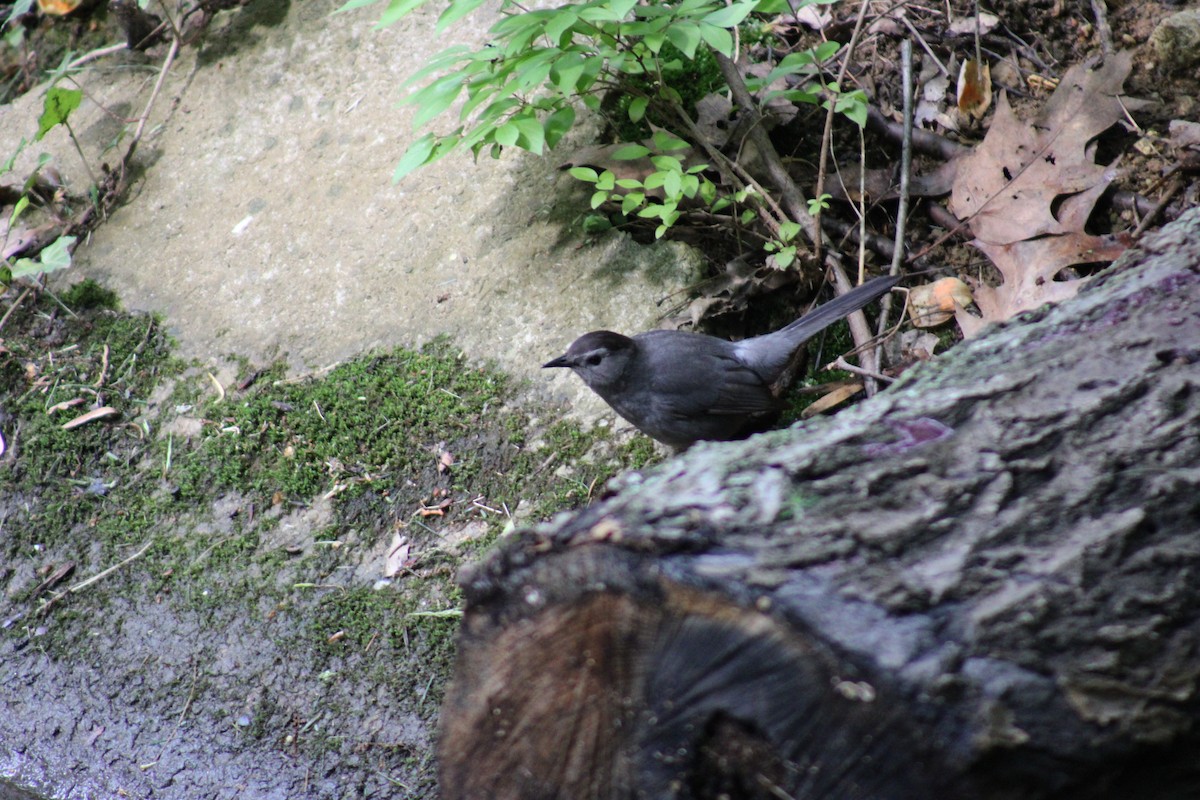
[
  {"xmin": 711, "ymin": 51, "xmax": 816, "ymax": 242},
  {"xmin": 814, "ymin": 0, "xmax": 872, "ymax": 262},
  {"xmin": 875, "ymin": 38, "xmax": 914, "ymax": 374},
  {"xmin": 125, "ymin": 34, "xmax": 181, "ymax": 166}
]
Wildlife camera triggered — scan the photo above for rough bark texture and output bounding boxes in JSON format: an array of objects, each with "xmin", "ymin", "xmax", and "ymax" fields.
[{"xmin": 439, "ymin": 208, "xmax": 1200, "ymax": 800}]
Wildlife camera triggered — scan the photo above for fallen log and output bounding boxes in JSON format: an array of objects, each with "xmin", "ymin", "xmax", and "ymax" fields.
[{"xmin": 439, "ymin": 208, "xmax": 1200, "ymax": 799}]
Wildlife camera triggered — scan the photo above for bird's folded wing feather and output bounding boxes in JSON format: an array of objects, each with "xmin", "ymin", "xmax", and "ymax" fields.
[{"xmin": 653, "ymin": 351, "xmax": 777, "ymax": 418}]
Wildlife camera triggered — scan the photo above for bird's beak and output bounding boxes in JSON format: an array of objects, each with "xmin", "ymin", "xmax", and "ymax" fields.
[{"xmin": 542, "ymin": 354, "xmax": 571, "ymax": 369}]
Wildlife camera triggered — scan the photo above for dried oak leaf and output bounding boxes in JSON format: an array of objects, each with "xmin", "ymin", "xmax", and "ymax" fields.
[
  {"xmin": 949, "ymin": 51, "xmax": 1144, "ymax": 245},
  {"xmin": 947, "ymin": 51, "xmax": 1147, "ymax": 336},
  {"xmin": 954, "ymin": 233, "xmax": 1129, "ymax": 339}
]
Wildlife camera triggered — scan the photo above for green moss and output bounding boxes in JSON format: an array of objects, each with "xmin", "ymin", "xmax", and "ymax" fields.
[
  {"xmin": 0, "ymin": 304, "xmax": 179, "ymax": 556},
  {"xmin": 175, "ymin": 339, "xmax": 504, "ymax": 505},
  {"xmin": 61, "ymin": 278, "xmax": 121, "ymax": 311}
]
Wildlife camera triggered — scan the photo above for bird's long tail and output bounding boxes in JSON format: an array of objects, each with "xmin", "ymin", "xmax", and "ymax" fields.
[{"xmin": 778, "ymin": 273, "xmax": 901, "ymax": 343}]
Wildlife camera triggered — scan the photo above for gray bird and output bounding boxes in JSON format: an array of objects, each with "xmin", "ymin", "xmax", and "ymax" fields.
[{"xmin": 543, "ymin": 274, "xmax": 899, "ymax": 449}]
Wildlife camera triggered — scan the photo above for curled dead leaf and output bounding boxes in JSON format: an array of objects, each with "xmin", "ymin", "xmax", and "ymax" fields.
[
  {"xmin": 957, "ymin": 59, "xmax": 992, "ymax": 120},
  {"xmin": 909, "ymin": 277, "xmax": 974, "ymax": 327},
  {"xmin": 385, "ymin": 534, "xmax": 413, "ymax": 578},
  {"xmin": 800, "ymin": 383, "xmax": 864, "ymax": 419},
  {"xmin": 62, "ymin": 406, "xmax": 119, "ymax": 430},
  {"xmin": 47, "ymin": 397, "xmax": 86, "ymax": 414},
  {"xmin": 37, "ymin": 0, "xmax": 85, "ymax": 14}
]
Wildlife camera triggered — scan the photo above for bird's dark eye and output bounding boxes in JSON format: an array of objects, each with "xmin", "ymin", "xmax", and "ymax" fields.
[{"xmin": 585, "ymin": 354, "xmax": 602, "ymax": 366}]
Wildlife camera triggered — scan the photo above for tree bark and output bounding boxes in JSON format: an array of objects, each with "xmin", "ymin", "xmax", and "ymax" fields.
[{"xmin": 438, "ymin": 209, "xmax": 1200, "ymax": 800}]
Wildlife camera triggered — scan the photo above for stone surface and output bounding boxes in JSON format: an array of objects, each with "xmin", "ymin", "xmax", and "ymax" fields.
[{"xmin": 3, "ymin": 0, "xmax": 697, "ymax": 423}]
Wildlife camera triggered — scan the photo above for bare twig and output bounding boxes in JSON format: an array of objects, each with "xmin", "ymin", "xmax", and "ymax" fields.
[
  {"xmin": 1131, "ymin": 176, "xmax": 1183, "ymax": 240},
  {"xmin": 875, "ymin": 39, "xmax": 914, "ymax": 372},
  {"xmin": 125, "ymin": 34, "xmax": 181, "ymax": 167},
  {"xmin": 1090, "ymin": 0, "xmax": 1114, "ymax": 56},
  {"xmin": 68, "ymin": 43, "xmax": 130, "ymax": 70},
  {"xmin": 39, "ymin": 539, "xmax": 154, "ymax": 615},
  {"xmin": 814, "ymin": 0, "xmax": 872, "ymax": 262},
  {"xmin": 828, "ymin": 355, "xmax": 895, "ymax": 384},
  {"xmin": 826, "ymin": 259, "xmax": 880, "ymax": 390},
  {"xmin": 0, "ymin": 286, "xmax": 36, "ymax": 333},
  {"xmin": 712, "ymin": 52, "xmax": 817, "ymax": 242}
]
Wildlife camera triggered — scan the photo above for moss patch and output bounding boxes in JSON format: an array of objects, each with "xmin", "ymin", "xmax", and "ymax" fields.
[{"xmin": 0, "ymin": 282, "xmax": 662, "ymax": 790}]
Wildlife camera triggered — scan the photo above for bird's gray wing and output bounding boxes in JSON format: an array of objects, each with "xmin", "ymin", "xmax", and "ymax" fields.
[{"xmin": 637, "ymin": 332, "xmax": 778, "ymax": 418}]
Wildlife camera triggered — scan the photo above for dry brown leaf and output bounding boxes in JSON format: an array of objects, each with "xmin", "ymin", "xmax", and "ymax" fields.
[
  {"xmin": 956, "ymin": 233, "xmax": 1129, "ymax": 337},
  {"xmin": 384, "ymin": 533, "xmax": 413, "ymax": 578},
  {"xmin": 948, "ymin": 12, "xmax": 1000, "ymax": 36},
  {"xmin": 909, "ymin": 277, "xmax": 974, "ymax": 327},
  {"xmin": 62, "ymin": 406, "xmax": 119, "ymax": 430},
  {"xmin": 946, "ymin": 52, "xmax": 1144, "ymax": 336},
  {"xmin": 956, "ymin": 59, "xmax": 992, "ymax": 120},
  {"xmin": 800, "ymin": 383, "xmax": 863, "ymax": 419},
  {"xmin": 949, "ymin": 51, "xmax": 1144, "ymax": 246}
]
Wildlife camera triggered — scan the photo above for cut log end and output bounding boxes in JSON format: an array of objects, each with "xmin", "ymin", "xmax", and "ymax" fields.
[{"xmin": 439, "ymin": 546, "xmax": 939, "ymax": 800}]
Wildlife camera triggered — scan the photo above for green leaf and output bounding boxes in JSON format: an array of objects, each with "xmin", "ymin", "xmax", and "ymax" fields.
[
  {"xmin": 406, "ymin": 73, "xmax": 464, "ymax": 128},
  {"xmin": 650, "ymin": 129, "xmax": 690, "ymax": 151},
  {"xmin": 551, "ymin": 51, "xmax": 587, "ymax": 94},
  {"xmin": 543, "ymin": 8, "xmax": 578, "ymax": 44},
  {"xmin": 11, "ymin": 234, "xmax": 76, "ymax": 278},
  {"xmin": 374, "ymin": 0, "xmax": 428, "ymax": 26},
  {"xmin": 664, "ymin": 21, "xmax": 701, "ymax": 59},
  {"xmin": 543, "ymin": 105, "xmax": 575, "ymax": 148},
  {"xmin": 494, "ymin": 121, "xmax": 520, "ymax": 147},
  {"xmin": 615, "ymin": 178, "xmax": 643, "ymax": 189},
  {"xmin": 3, "ymin": 0, "xmax": 34, "ymax": 28},
  {"xmin": 778, "ymin": 220, "xmax": 802, "ymax": 242},
  {"xmin": 834, "ymin": 89, "xmax": 869, "ymax": 127},
  {"xmin": 642, "ymin": 30, "xmax": 665, "ymax": 54},
  {"xmin": 621, "ymin": 192, "xmax": 645, "ymax": 215},
  {"xmin": 336, "ymin": 0, "xmax": 383, "ymax": 12},
  {"xmin": 434, "ymin": 0, "xmax": 489, "ymax": 32},
  {"xmin": 763, "ymin": 88, "xmax": 820, "ymax": 105},
  {"xmin": 1, "ymin": 137, "xmax": 27, "ymax": 176},
  {"xmin": 512, "ymin": 48, "xmax": 559, "ymax": 91},
  {"xmin": 702, "ymin": 1, "xmax": 755, "ymax": 28},
  {"xmin": 680, "ymin": 173, "xmax": 699, "ymax": 198},
  {"xmin": 643, "ymin": 171, "xmax": 666, "ymax": 190},
  {"xmin": 696, "ymin": 22, "xmax": 733, "ymax": 56},
  {"xmin": 700, "ymin": 179, "xmax": 718, "ymax": 205},
  {"xmin": 650, "ymin": 155, "xmax": 683, "ymax": 172},
  {"xmin": 590, "ymin": 190, "xmax": 609, "ymax": 209},
  {"xmin": 662, "ymin": 169, "xmax": 681, "ymax": 198},
  {"xmin": 513, "ymin": 115, "xmax": 545, "ymax": 154},
  {"xmin": 774, "ymin": 246, "xmax": 796, "ymax": 268},
  {"xmin": 612, "ymin": 143, "xmax": 650, "ymax": 160},
  {"xmin": 569, "ymin": 166, "xmax": 599, "ymax": 183},
  {"xmin": 595, "ymin": 170, "xmax": 616, "ymax": 191},
  {"xmin": 608, "ymin": 0, "xmax": 638, "ymax": 18},
  {"xmin": 392, "ymin": 133, "xmax": 438, "ymax": 181},
  {"xmin": 9, "ymin": 195, "xmax": 30, "ymax": 227},
  {"xmin": 35, "ymin": 88, "xmax": 82, "ymax": 142},
  {"xmin": 401, "ymin": 45, "xmax": 473, "ymax": 88},
  {"xmin": 627, "ymin": 96, "xmax": 648, "ymax": 123},
  {"xmin": 740, "ymin": 209, "xmax": 756, "ymax": 224}
]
